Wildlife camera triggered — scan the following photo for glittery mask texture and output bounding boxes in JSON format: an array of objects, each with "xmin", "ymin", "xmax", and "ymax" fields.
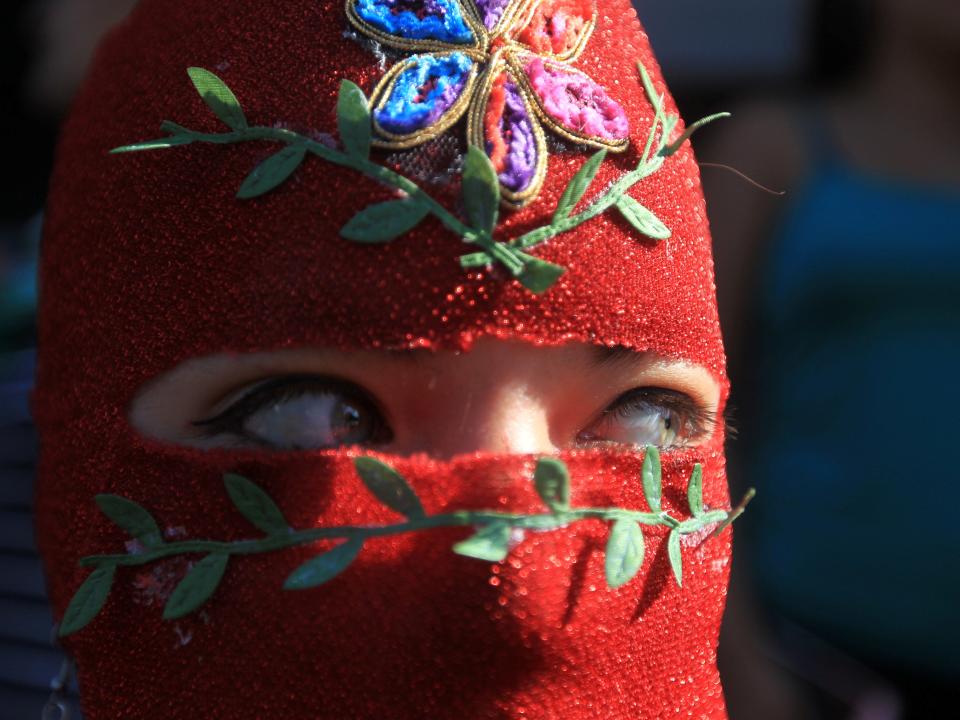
[
  {"xmin": 38, "ymin": 431, "xmax": 732, "ymax": 719},
  {"xmin": 35, "ymin": 0, "xmax": 731, "ymax": 718}
]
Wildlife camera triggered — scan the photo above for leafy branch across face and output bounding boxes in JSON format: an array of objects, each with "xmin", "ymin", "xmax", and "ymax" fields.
[
  {"xmin": 59, "ymin": 446, "xmax": 753, "ymax": 638},
  {"xmin": 111, "ymin": 64, "xmax": 728, "ymax": 294}
]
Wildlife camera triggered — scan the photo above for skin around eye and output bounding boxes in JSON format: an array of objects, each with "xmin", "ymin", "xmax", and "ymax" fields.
[
  {"xmin": 193, "ymin": 376, "xmax": 393, "ymax": 450},
  {"xmin": 576, "ymin": 388, "xmax": 715, "ymax": 449},
  {"xmin": 192, "ymin": 376, "xmax": 712, "ymax": 452},
  {"xmin": 129, "ymin": 340, "xmax": 723, "ymax": 456}
]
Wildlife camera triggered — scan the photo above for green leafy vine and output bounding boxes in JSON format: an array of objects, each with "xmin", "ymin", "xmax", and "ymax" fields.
[
  {"xmin": 59, "ymin": 446, "xmax": 754, "ymax": 638},
  {"xmin": 111, "ymin": 64, "xmax": 728, "ymax": 294}
]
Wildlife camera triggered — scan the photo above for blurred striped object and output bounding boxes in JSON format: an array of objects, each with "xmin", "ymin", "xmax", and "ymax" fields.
[
  {"xmin": 0, "ymin": 350, "xmax": 80, "ymax": 718},
  {"xmin": 1, "ymin": 212, "xmax": 80, "ymax": 717}
]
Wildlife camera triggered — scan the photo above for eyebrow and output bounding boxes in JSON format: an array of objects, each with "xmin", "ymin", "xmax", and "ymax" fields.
[
  {"xmin": 384, "ymin": 344, "xmax": 649, "ymax": 366},
  {"xmin": 383, "ymin": 348, "xmax": 439, "ymax": 363},
  {"xmin": 591, "ymin": 345, "xmax": 650, "ymax": 367}
]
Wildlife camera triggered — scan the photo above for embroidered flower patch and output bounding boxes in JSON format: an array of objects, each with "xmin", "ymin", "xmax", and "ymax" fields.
[{"xmin": 347, "ymin": 0, "xmax": 630, "ymax": 206}]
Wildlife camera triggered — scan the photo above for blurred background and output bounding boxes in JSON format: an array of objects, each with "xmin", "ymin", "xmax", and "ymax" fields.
[{"xmin": 0, "ymin": 1, "xmax": 956, "ymax": 718}]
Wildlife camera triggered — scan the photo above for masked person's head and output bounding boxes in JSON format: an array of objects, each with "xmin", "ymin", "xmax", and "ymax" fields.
[{"xmin": 35, "ymin": 1, "xmax": 736, "ymax": 717}]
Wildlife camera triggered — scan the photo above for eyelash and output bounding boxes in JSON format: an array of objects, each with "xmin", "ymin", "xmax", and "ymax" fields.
[{"xmin": 601, "ymin": 387, "xmax": 717, "ymax": 443}]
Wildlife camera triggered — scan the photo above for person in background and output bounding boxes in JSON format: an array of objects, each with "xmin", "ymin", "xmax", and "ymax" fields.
[
  {"xmin": 0, "ymin": 2, "xmax": 137, "ymax": 717},
  {"xmin": 706, "ymin": 0, "xmax": 960, "ymax": 717}
]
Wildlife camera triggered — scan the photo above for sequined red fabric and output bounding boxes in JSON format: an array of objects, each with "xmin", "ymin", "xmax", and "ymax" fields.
[
  {"xmin": 43, "ymin": 436, "xmax": 731, "ymax": 719},
  {"xmin": 34, "ymin": 0, "xmax": 731, "ymax": 717}
]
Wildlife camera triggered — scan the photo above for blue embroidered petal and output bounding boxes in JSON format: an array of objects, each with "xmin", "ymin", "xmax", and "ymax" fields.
[
  {"xmin": 375, "ymin": 53, "xmax": 474, "ymax": 135},
  {"xmin": 353, "ymin": 0, "xmax": 475, "ymax": 44}
]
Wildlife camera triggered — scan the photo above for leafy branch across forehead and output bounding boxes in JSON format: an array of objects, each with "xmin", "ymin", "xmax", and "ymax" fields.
[
  {"xmin": 111, "ymin": 63, "xmax": 727, "ymax": 294},
  {"xmin": 59, "ymin": 446, "xmax": 753, "ymax": 637},
  {"xmin": 462, "ymin": 64, "xmax": 730, "ymax": 264}
]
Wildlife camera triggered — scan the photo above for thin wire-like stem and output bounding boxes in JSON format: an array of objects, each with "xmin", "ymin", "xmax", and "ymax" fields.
[
  {"xmin": 698, "ymin": 162, "xmax": 786, "ymax": 196},
  {"xmin": 712, "ymin": 488, "xmax": 756, "ymax": 537}
]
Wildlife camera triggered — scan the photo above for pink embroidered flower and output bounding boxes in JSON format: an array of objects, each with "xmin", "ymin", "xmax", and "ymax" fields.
[
  {"xmin": 346, "ymin": 0, "xmax": 630, "ymax": 206},
  {"xmin": 524, "ymin": 57, "xmax": 629, "ymax": 139}
]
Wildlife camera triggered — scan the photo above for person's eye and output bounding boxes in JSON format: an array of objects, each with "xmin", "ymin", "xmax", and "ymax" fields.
[
  {"xmin": 192, "ymin": 375, "xmax": 392, "ymax": 450},
  {"xmin": 576, "ymin": 388, "xmax": 716, "ymax": 449}
]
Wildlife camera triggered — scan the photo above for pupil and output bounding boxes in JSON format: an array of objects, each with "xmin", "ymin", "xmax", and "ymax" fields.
[{"xmin": 340, "ymin": 404, "xmax": 362, "ymax": 428}]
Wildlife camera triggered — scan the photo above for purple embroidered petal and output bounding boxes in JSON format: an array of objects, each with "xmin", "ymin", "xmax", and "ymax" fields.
[
  {"xmin": 353, "ymin": 0, "xmax": 475, "ymax": 44},
  {"xmin": 375, "ymin": 53, "xmax": 474, "ymax": 135},
  {"xmin": 523, "ymin": 57, "xmax": 629, "ymax": 142},
  {"xmin": 474, "ymin": 0, "xmax": 512, "ymax": 30},
  {"xmin": 500, "ymin": 83, "xmax": 538, "ymax": 191},
  {"xmin": 483, "ymin": 73, "xmax": 538, "ymax": 192}
]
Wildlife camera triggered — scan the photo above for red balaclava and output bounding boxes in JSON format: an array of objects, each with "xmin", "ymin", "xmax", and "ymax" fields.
[{"xmin": 34, "ymin": 0, "xmax": 736, "ymax": 717}]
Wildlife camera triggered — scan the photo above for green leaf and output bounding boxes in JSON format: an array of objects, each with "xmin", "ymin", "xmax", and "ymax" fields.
[
  {"xmin": 640, "ymin": 92, "xmax": 666, "ymax": 163},
  {"xmin": 284, "ymin": 537, "xmax": 364, "ymax": 590},
  {"xmin": 553, "ymin": 148, "xmax": 607, "ymax": 223},
  {"xmin": 163, "ymin": 553, "xmax": 230, "ymax": 620},
  {"xmin": 337, "ymin": 80, "xmax": 372, "ymax": 159},
  {"xmin": 636, "ymin": 61, "xmax": 659, "ymax": 109},
  {"xmin": 58, "ymin": 565, "xmax": 115, "ymax": 637},
  {"xmin": 236, "ymin": 145, "xmax": 307, "ymax": 199},
  {"xmin": 641, "ymin": 445, "xmax": 662, "ymax": 513},
  {"xmin": 462, "ymin": 145, "xmax": 500, "ymax": 236},
  {"xmin": 95, "ymin": 494, "xmax": 163, "ymax": 547},
  {"xmin": 533, "ymin": 457, "xmax": 570, "ymax": 513},
  {"xmin": 110, "ymin": 135, "xmax": 195, "ymax": 153},
  {"xmin": 340, "ymin": 198, "xmax": 430, "ymax": 244},
  {"xmin": 186, "ymin": 67, "xmax": 247, "ymax": 130},
  {"xmin": 614, "ymin": 195, "xmax": 671, "ymax": 240},
  {"xmin": 354, "ymin": 457, "xmax": 425, "ymax": 519},
  {"xmin": 605, "ymin": 519, "xmax": 645, "ymax": 589},
  {"xmin": 667, "ymin": 528, "xmax": 683, "ymax": 587},
  {"xmin": 660, "ymin": 114, "xmax": 680, "ymax": 153},
  {"xmin": 687, "ymin": 464, "xmax": 704, "ymax": 517},
  {"xmin": 515, "ymin": 253, "xmax": 567, "ymax": 294},
  {"xmin": 159, "ymin": 120, "xmax": 191, "ymax": 135},
  {"xmin": 459, "ymin": 247, "xmax": 496, "ymax": 269},
  {"xmin": 452, "ymin": 522, "xmax": 511, "ymax": 562},
  {"xmin": 223, "ymin": 473, "xmax": 288, "ymax": 535},
  {"xmin": 660, "ymin": 112, "xmax": 731, "ymax": 158}
]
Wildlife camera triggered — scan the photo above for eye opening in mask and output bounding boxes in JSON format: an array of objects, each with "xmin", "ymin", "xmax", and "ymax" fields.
[
  {"xmin": 576, "ymin": 386, "xmax": 718, "ymax": 450},
  {"xmin": 192, "ymin": 374, "xmax": 394, "ymax": 450},
  {"xmin": 189, "ymin": 372, "xmax": 716, "ymax": 453}
]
